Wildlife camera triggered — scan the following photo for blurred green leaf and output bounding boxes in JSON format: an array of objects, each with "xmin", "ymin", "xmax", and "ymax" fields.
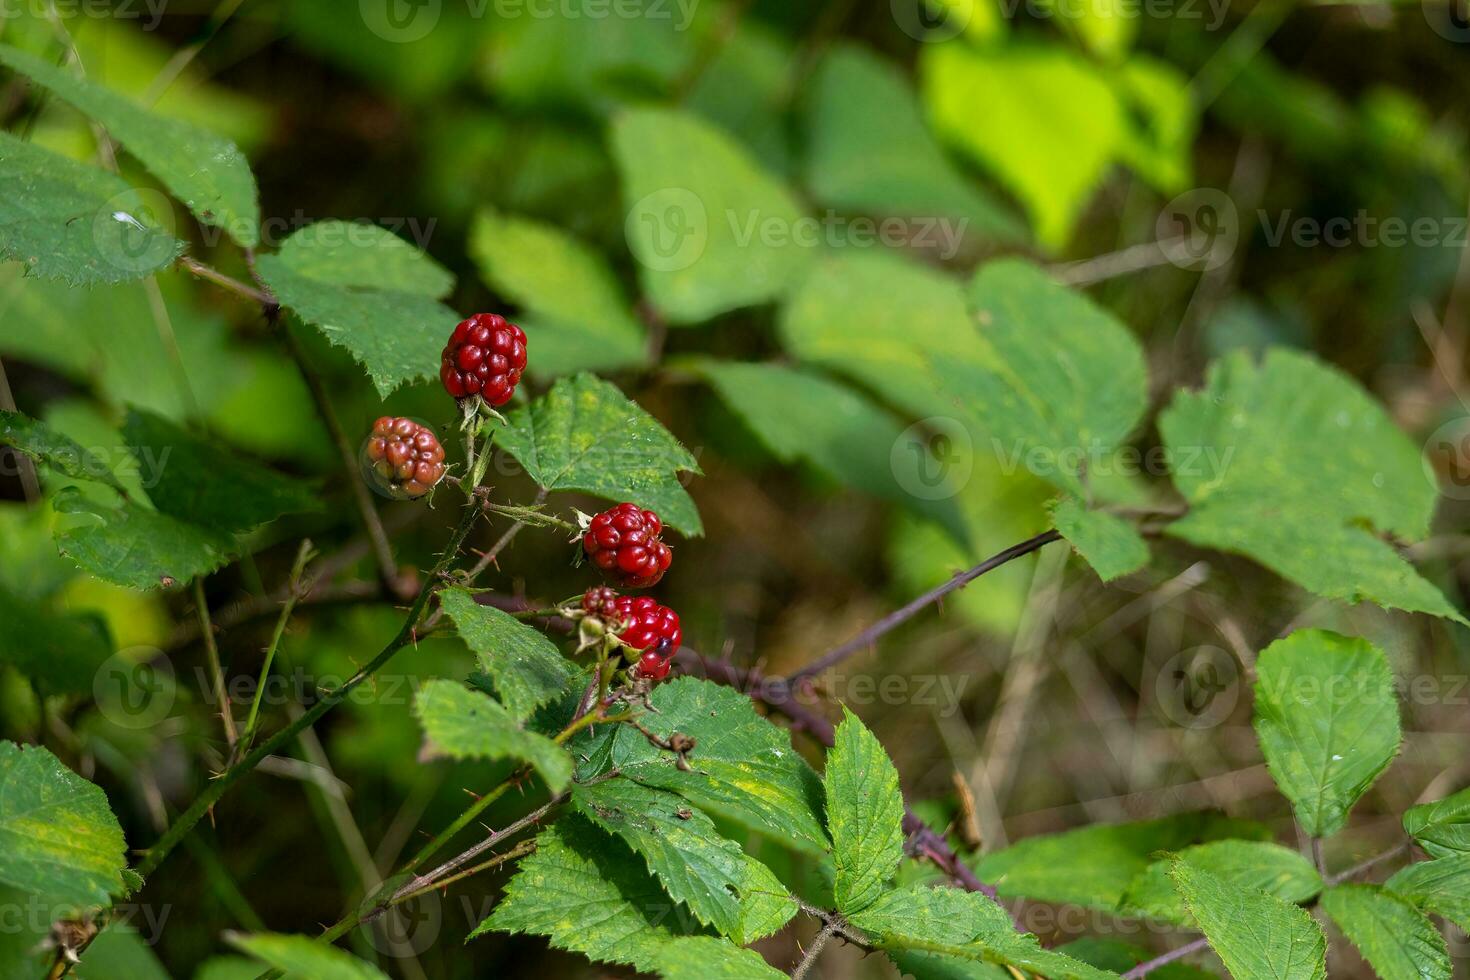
[
  {"xmin": 647, "ymin": 936, "xmax": 787, "ymax": 979},
  {"xmin": 1404, "ymin": 786, "xmax": 1470, "ymax": 858},
  {"xmin": 413, "ymin": 680, "xmax": 573, "ymax": 792},
  {"xmin": 1121, "ymin": 840, "xmax": 1322, "ymax": 926},
  {"xmin": 1049, "ymin": 497, "xmax": 1148, "ymax": 581},
  {"xmin": 226, "ymin": 933, "xmax": 388, "ymax": 980},
  {"xmin": 608, "ymin": 677, "xmax": 828, "ymax": 853},
  {"xmin": 825, "ymin": 707, "xmax": 905, "ymax": 915},
  {"xmin": 695, "ymin": 360, "xmax": 968, "ymax": 544},
  {"xmin": 0, "ymin": 741, "xmax": 127, "ymax": 909},
  {"xmin": 0, "ymin": 588, "xmax": 111, "ymax": 696},
  {"xmin": 1169, "ymin": 859, "xmax": 1327, "ymax": 980},
  {"xmin": 974, "ymin": 811, "xmax": 1269, "ymax": 909},
  {"xmin": 53, "ymin": 487, "xmax": 233, "ymax": 590},
  {"xmin": 0, "ymin": 43, "xmax": 259, "ymax": 246},
  {"xmin": 921, "ymin": 42, "xmax": 1123, "ymax": 248},
  {"xmin": 1252, "ymin": 630, "xmax": 1401, "ymax": 838},
  {"xmin": 1321, "ymin": 884, "xmax": 1451, "ymax": 980},
  {"xmin": 1035, "ymin": 0, "xmax": 1136, "ymax": 60},
  {"xmin": 1161, "ymin": 348, "xmax": 1463, "ymax": 621},
  {"xmin": 0, "ymin": 410, "xmax": 129, "ymax": 497},
  {"xmin": 0, "ymin": 131, "xmax": 181, "ymax": 284},
  {"xmin": 686, "ymin": 21, "xmax": 793, "ymax": 175},
  {"xmin": 1113, "ymin": 56, "xmax": 1196, "ymax": 194},
  {"xmin": 803, "ymin": 45, "xmax": 1026, "ymax": 245},
  {"xmin": 612, "ymin": 108, "xmax": 813, "ymax": 324},
  {"xmin": 73, "ymin": 925, "xmax": 170, "ymax": 980},
  {"xmin": 493, "ymin": 372, "xmax": 702, "ymax": 535},
  {"xmin": 439, "ymin": 588, "xmax": 580, "ymax": 722},
  {"xmin": 122, "ymin": 409, "xmax": 317, "ymax": 534},
  {"xmin": 469, "ymin": 209, "xmax": 646, "ymax": 376},
  {"xmin": 256, "ymin": 223, "xmax": 459, "ymax": 398}
]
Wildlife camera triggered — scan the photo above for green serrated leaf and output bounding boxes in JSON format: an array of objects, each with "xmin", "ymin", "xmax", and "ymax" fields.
[
  {"xmin": 825, "ymin": 707, "xmax": 905, "ymax": 914},
  {"xmin": 851, "ymin": 885, "xmax": 1118, "ymax": 980},
  {"xmin": 609, "ymin": 677, "xmax": 827, "ymax": 853},
  {"xmin": 574, "ymin": 779, "xmax": 792, "ymax": 940},
  {"xmin": 439, "ymin": 588, "xmax": 580, "ymax": 722},
  {"xmin": 0, "ymin": 43, "xmax": 259, "ymax": 247},
  {"xmin": 255, "ymin": 222, "xmax": 459, "ymax": 398},
  {"xmin": 0, "ymin": 131, "xmax": 181, "ymax": 284},
  {"xmin": 1386, "ymin": 855, "xmax": 1470, "ymax": 931},
  {"xmin": 0, "ymin": 409, "xmax": 129, "ymax": 497},
  {"xmin": 1170, "ymin": 859, "xmax": 1326, "ymax": 980},
  {"xmin": 0, "ymin": 741, "xmax": 127, "ymax": 910},
  {"xmin": 413, "ymin": 680, "xmax": 572, "ymax": 792},
  {"xmin": 226, "ymin": 932, "xmax": 389, "ymax": 979},
  {"xmin": 0, "ymin": 587, "xmax": 111, "ymax": 695},
  {"xmin": 494, "ymin": 373, "xmax": 702, "ymax": 535},
  {"xmin": 53, "ymin": 487, "xmax": 234, "ymax": 590},
  {"xmin": 695, "ymin": 361, "xmax": 968, "ymax": 545},
  {"xmin": 1120, "ymin": 840, "xmax": 1322, "ymax": 926},
  {"xmin": 803, "ymin": 45, "xmax": 1026, "ymax": 244},
  {"xmin": 612, "ymin": 108, "xmax": 812, "ymax": 324},
  {"xmin": 1161, "ymin": 348, "xmax": 1463, "ymax": 621},
  {"xmin": 471, "ymin": 817, "xmax": 697, "ymax": 969},
  {"xmin": 1252, "ymin": 629, "xmax": 1402, "ymax": 838},
  {"xmin": 735, "ymin": 854, "xmax": 800, "ymax": 946},
  {"xmin": 122, "ymin": 409, "xmax": 316, "ymax": 534},
  {"xmin": 1049, "ymin": 497, "xmax": 1149, "ymax": 582},
  {"xmin": 1321, "ymin": 884, "xmax": 1451, "ymax": 980},
  {"xmin": 974, "ymin": 812, "xmax": 1269, "ymax": 910},
  {"xmin": 1404, "ymin": 786, "xmax": 1470, "ymax": 858},
  {"xmin": 648, "ymin": 936, "xmax": 785, "ymax": 979},
  {"xmin": 469, "ymin": 209, "xmax": 646, "ymax": 376}
]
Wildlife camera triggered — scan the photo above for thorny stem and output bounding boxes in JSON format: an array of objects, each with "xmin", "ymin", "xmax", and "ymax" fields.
[
  {"xmin": 403, "ymin": 774, "xmax": 524, "ymax": 874},
  {"xmin": 394, "ymin": 838, "xmax": 537, "ymax": 907},
  {"xmin": 236, "ymin": 540, "xmax": 315, "ymax": 760},
  {"xmin": 1121, "ymin": 936, "xmax": 1211, "ymax": 979},
  {"xmin": 136, "ymin": 501, "xmax": 485, "ymax": 878},
  {"xmin": 787, "ymin": 529, "xmax": 1063, "ymax": 682},
  {"xmin": 193, "ymin": 577, "xmax": 239, "ymax": 748},
  {"xmin": 790, "ymin": 919, "xmax": 841, "ymax": 980}
]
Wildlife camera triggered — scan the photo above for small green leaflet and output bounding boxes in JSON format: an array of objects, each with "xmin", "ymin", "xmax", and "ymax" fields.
[
  {"xmin": 439, "ymin": 588, "xmax": 579, "ymax": 721},
  {"xmin": 1169, "ymin": 859, "xmax": 1327, "ymax": 980},
  {"xmin": 471, "ymin": 817, "xmax": 695, "ymax": 970},
  {"xmin": 1403, "ymin": 786, "xmax": 1470, "ymax": 858},
  {"xmin": 493, "ymin": 373, "xmax": 702, "ymax": 535},
  {"xmin": 572, "ymin": 779, "xmax": 795, "ymax": 942},
  {"xmin": 1252, "ymin": 630, "xmax": 1402, "ymax": 838},
  {"xmin": 1320, "ymin": 884, "xmax": 1451, "ymax": 980},
  {"xmin": 53, "ymin": 487, "xmax": 235, "ymax": 590},
  {"xmin": 0, "ymin": 43, "xmax": 260, "ymax": 247},
  {"xmin": 647, "ymin": 936, "xmax": 785, "ymax": 979},
  {"xmin": 0, "ymin": 588, "xmax": 112, "ymax": 695},
  {"xmin": 1386, "ymin": 855, "xmax": 1470, "ymax": 931},
  {"xmin": 1160, "ymin": 348, "xmax": 1462, "ymax": 621},
  {"xmin": 612, "ymin": 108, "xmax": 813, "ymax": 324},
  {"xmin": 1120, "ymin": 840, "xmax": 1322, "ymax": 925},
  {"xmin": 0, "ymin": 742, "xmax": 128, "ymax": 910},
  {"xmin": 974, "ymin": 811, "xmax": 1269, "ymax": 910},
  {"xmin": 226, "ymin": 932, "xmax": 389, "ymax": 980},
  {"xmin": 0, "ymin": 131, "xmax": 182, "ymax": 284},
  {"xmin": 825, "ymin": 707, "xmax": 905, "ymax": 914},
  {"xmin": 0, "ymin": 409, "xmax": 129, "ymax": 497},
  {"xmin": 255, "ymin": 222, "xmax": 459, "ymax": 398},
  {"xmin": 608, "ymin": 677, "xmax": 827, "ymax": 853},
  {"xmin": 850, "ymin": 885, "xmax": 1117, "ymax": 980},
  {"xmin": 413, "ymin": 680, "xmax": 572, "ymax": 792},
  {"xmin": 469, "ymin": 209, "xmax": 646, "ymax": 376},
  {"xmin": 72, "ymin": 924, "xmax": 171, "ymax": 980},
  {"xmin": 122, "ymin": 409, "xmax": 317, "ymax": 534},
  {"xmin": 1049, "ymin": 497, "xmax": 1149, "ymax": 582},
  {"xmin": 802, "ymin": 45, "xmax": 1027, "ymax": 244},
  {"xmin": 694, "ymin": 360, "xmax": 968, "ymax": 545}
]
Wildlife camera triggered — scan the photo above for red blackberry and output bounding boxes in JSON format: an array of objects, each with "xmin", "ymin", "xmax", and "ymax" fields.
[
  {"xmin": 581, "ymin": 585, "xmax": 621, "ymax": 619},
  {"xmin": 364, "ymin": 417, "xmax": 446, "ymax": 499},
  {"xmin": 611, "ymin": 595, "xmax": 681, "ymax": 652},
  {"xmin": 635, "ymin": 641, "xmax": 674, "ymax": 681},
  {"xmin": 440, "ymin": 313, "xmax": 527, "ymax": 406},
  {"xmin": 582, "ymin": 502, "xmax": 672, "ymax": 588}
]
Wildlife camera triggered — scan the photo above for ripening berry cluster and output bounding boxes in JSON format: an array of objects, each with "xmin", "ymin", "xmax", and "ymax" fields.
[{"xmin": 364, "ymin": 417, "xmax": 446, "ymax": 499}]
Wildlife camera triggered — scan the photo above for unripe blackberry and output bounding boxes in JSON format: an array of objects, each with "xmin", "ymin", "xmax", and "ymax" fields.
[{"xmin": 363, "ymin": 417, "xmax": 446, "ymax": 499}]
